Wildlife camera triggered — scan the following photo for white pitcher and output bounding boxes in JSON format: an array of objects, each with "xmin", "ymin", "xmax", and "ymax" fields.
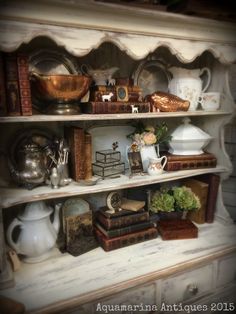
[
  {"xmin": 147, "ymin": 156, "xmax": 167, "ymax": 176},
  {"xmin": 7, "ymin": 201, "xmax": 61, "ymax": 263},
  {"xmin": 168, "ymin": 67, "xmax": 211, "ymax": 111}
]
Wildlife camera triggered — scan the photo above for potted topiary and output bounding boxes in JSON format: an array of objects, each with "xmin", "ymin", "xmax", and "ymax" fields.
[{"xmin": 150, "ymin": 185, "xmax": 200, "ymax": 220}]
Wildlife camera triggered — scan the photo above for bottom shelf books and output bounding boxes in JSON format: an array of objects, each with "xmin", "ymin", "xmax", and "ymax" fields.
[
  {"xmin": 94, "ymin": 226, "xmax": 158, "ymax": 251},
  {"xmin": 94, "ymin": 208, "xmax": 158, "ymax": 251},
  {"xmin": 157, "ymin": 219, "xmax": 198, "ymax": 240}
]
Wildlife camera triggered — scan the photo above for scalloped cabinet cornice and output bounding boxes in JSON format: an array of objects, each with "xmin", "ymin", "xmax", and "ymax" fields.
[{"xmin": 0, "ymin": 0, "xmax": 236, "ymax": 63}]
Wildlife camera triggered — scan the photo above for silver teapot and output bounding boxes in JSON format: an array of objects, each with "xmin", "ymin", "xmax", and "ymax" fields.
[{"xmin": 8, "ymin": 142, "xmax": 48, "ymax": 189}]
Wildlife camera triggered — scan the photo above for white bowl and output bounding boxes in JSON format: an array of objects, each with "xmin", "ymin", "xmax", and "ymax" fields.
[{"xmin": 168, "ymin": 118, "xmax": 212, "ymax": 155}]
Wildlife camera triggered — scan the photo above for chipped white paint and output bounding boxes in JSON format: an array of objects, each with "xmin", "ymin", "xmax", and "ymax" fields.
[{"xmin": 0, "ymin": 221, "xmax": 236, "ymax": 313}]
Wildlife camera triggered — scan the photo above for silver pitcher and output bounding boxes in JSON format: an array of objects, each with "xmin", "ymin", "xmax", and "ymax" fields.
[{"xmin": 8, "ymin": 142, "xmax": 48, "ymax": 189}]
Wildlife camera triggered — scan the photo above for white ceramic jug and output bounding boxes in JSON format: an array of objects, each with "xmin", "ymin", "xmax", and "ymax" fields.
[
  {"xmin": 7, "ymin": 201, "xmax": 61, "ymax": 263},
  {"xmin": 168, "ymin": 67, "xmax": 211, "ymax": 111},
  {"xmin": 147, "ymin": 156, "xmax": 167, "ymax": 176}
]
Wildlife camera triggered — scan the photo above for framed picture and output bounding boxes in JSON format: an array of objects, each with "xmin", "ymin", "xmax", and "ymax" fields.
[
  {"xmin": 128, "ymin": 151, "xmax": 143, "ymax": 174},
  {"xmin": 116, "ymin": 86, "xmax": 129, "ymax": 102}
]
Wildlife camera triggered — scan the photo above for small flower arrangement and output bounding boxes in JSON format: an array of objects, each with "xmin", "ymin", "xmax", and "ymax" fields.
[
  {"xmin": 150, "ymin": 186, "xmax": 200, "ymax": 213},
  {"xmin": 127, "ymin": 120, "xmax": 171, "ymax": 150}
]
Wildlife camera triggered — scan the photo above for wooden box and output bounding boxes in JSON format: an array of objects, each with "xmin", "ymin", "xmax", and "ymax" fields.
[{"xmin": 157, "ymin": 219, "xmax": 198, "ymax": 240}]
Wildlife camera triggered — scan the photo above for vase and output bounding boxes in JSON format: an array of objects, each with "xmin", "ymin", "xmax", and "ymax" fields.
[{"xmin": 140, "ymin": 145, "xmax": 159, "ymax": 172}]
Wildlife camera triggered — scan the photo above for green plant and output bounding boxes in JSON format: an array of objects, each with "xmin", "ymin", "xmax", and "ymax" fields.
[
  {"xmin": 150, "ymin": 185, "xmax": 201, "ymax": 213},
  {"xmin": 172, "ymin": 186, "xmax": 201, "ymax": 211},
  {"xmin": 150, "ymin": 190, "xmax": 175, "ymax": 213}
]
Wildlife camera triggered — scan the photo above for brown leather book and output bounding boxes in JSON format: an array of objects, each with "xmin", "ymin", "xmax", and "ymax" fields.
[
  {"xmin": 0, "ymin": 53, "xmax": 7, "ymax": 116},
  {"xmin": 95, "ymin": 210, "xmax": 149, "ymax": 230},
  {"xmin": 196, "ymin": 174, "xmax": 220, "ymax": 223},
  {"xmin": 184, "ymin": 178, "xmax": 209, "ymax": 224},
  {"xmin": 65, "ymin": 126, "xmax": 86, "ymax": 181},
  {"xmin": 157, "ymin": 219, "xmax": 198, "ymax": 240},
  {"xmin": 17, "ymin": 54, "xmax": 32, "ymax": 116},
  {"xmin": 163, "ymin": 152, "xmax": 216, "ymax": 162},
  {"xmin": 94, "ymin": 220, "xmax": 154, "ymax": 238},
  {"xmin": 94, "ymin": 226, "xmax": 158, "ymax": 251},
  {"xmin": 4, "ymin": 53, "xmax": 21, "ymax": 116},
  {"xmin": 165, "ymin": 159, "xmax": 217, "ymax": 171},
  {"xmin": 84, "ymin": 132, "xmax": 92, "ymax": 180},
  {"xmin": 81, "ymin": 101, "xmax": 150, "ymax": 114}
]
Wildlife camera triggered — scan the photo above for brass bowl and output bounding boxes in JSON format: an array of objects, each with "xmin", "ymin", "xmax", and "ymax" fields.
[{"xmin": 30, "ymin": 72, "xmax": 92, "ymax": 113}]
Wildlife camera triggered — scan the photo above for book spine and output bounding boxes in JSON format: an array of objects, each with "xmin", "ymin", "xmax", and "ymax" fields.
[
  {"xmin": 95, "ymin": 211, "xmax": 149, "ymax": 230},
  {"xmin": 4, "ymin": 53, "xmax": 21, "ymax": 116},
  {"xmin": 163, "ymin": 152, "xmax": 216, "ymax": 162},
  {"xmin": 95, "ymin": 221, "xmax": 153, "ymax": 238},
  {"xmin": 165, "ymin": 159, "xmax": 217, "ymax": 171},
  {"xmin": 0, "ymin": 53, "xmax": 7, "ymax": 116},
  {"xmin": 17, "ymin": 54, "xmax": 32, "ymax": 116},
  {"xmin": 84, "ymin": 132, "xmax": 92, "ymax": 180},
  {"xmin": 66, "ymin": 127, "xmax": 85, "ymax": 181},
  {"xmin": 83, "ymin": 102, "xmax": 150, "ymax": 114},
  {"xmin": 94, "ymin": 227, "xmax": 158, "ymax": 251},
  {"xmin": 205, "ymin": 174, "xmax": 220, "ymax": 223}
]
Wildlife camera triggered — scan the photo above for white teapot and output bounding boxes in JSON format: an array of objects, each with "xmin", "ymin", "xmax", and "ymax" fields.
[
  {"xmin": 168, "ymin": 67, "xmax": 211, "ymax": 111},
  {"xmin": 7, "ymin": 201, "xmax": 61, "ymax": 263}
]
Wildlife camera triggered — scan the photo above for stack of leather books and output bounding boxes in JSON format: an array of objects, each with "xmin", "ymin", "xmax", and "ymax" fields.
[{"xmin": 94, "ymin": 208, "xmax": 158, "ymax": 251}]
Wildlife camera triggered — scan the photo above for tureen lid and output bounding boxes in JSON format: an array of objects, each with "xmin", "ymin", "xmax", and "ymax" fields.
[
  {"xmin": 170, "ymin": 117, "xmax": 211, "ymax": 140},
  {"xmin": 18, "ymin": 201, "xmax": 53, "ymax": 220}
]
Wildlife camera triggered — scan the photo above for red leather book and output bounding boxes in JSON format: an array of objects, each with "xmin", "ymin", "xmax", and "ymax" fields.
[
  {"xmin": 65, "ymin": 126, "xmax": 86, "ymax": 181},
  {"xmin": 163, "ymin": 152, "xmax": 217, "ymax": 171},
  {"xmin": 94, "ymin": 220, "xmax": 154, "ymax": 238},
  {"xmin": 0, "ymin": 53, "xmax": 7, "ymax": 116},
  {"xmin": 95, "ymin": 210, "xmax": 149, "ymax": 230},
  {"xmin": 4, "ymin": 53, "xmax": 21, "ymax": 116},
  {"xmin": 157, "ymin": 219, "xmax": 198, "ymax": 240},
  {"xmin": 197, "ymin": 174, "xmax": 220, "ymax": 223},
  {"xmin": 84, "ymin": 132, "xmax": 92, "ymax": 180},
  {"xmin": 81, "ymin": 102, "xmax": 150, "ymax": 114},
  {"xmin": 17, "ymin": 54, "xmax": 32, "ymax": 116},
  {"xmin": 94, "ymin": 226, "xmax": 158, "ymax": 251}
]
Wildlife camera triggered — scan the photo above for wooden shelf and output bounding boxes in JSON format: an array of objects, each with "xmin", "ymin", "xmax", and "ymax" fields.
[
  {"xmin": 1, "ymin": 220, "xmax": 236, "ymax": 313},
  {"xmin": 0, "ymin": 111, "xmax": 232, "ymax": 123},
  {"xmin": 0, "ymin": 166, "xmax": 227, "ymax": 208}
]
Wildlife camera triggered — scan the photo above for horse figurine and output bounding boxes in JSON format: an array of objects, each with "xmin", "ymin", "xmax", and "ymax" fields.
[{"xmin": 131, "ymin": 104, "xmax": 139, "ymax": 113}]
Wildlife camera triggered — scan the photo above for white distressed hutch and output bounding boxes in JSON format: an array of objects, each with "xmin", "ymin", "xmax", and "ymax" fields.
[{"xmin": 0, "ymin": 0, "xmax": 236, "ymax": 313}]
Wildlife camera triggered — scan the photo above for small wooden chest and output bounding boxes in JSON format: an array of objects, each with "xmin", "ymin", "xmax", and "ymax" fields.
[{"xmin": 157, "ymin": 219, "xmax": 198, "ymax": 240}]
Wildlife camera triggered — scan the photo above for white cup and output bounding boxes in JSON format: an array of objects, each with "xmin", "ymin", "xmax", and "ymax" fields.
[{"xmin": 199, "ymin": 92, "xmax": 221, "ymax": 111}]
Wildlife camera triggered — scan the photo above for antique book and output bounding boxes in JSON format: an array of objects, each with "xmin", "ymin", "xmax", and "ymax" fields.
[
  {"xmin": 184, "ymin": 178, "xmax": 209, "ymax": 224},
  {"xmin": 65, "ymin": 126, "xmax": 86, "ymax": 181},
  {"xmin": 4, "ymin": 53, "xmax": 21, "ymax": 116},
  {"xmin": 81, "ymin": 101, "xmax": 150, "ymax": 114},
  {"xmin": 163, "ymin": 152, "xmax": 217, "ymax": 171},
  {"xmin": 94, "ymin": 226, "xmax": 158, "ymax": 251},
  {"xmin": 17, "ymin": 54, "xmax": 32, "ymax": 116},
  {"xmin": 163, "ymin": 152, "xmax": 217, "ymax": 162},
  {"xmin": 197, "ymin": 174, "xmax": 220, "ymax": 223},
  {"xmin": 94, "ymin": 220, "xmax": 154, "ymax": 238},
  {"xmin": 65, "ymin": 211, "xmax": 98, "ymax": 256},
  {"xmin": 0, "ymin": 53, "xmax": 7, "ymax": 116},
  {"xmin": 95, "ymin": 209, "xmax": 149, "ymax": 230},
  {"xmin": 84, "ymin": 132, "xmax": 92, "ymax": 180},
  {"xmin": 157, "ymin": 219, "xmax": 198, "ymax": 240}
]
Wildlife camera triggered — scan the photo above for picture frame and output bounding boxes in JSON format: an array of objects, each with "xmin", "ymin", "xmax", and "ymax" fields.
[
  {"xmin": 116, "ymin": 85, "xmax": 129, "ymax": 102},
  {"xmin": 128, "ymin": 151, "xmax": 143, "ymax": 174}
]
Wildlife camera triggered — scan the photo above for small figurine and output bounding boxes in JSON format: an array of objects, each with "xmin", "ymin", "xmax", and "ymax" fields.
[
  {"xmin": 131, "ymin": 104, "xmax": 139, "ymax": 113},
  {"xmin": 112, "ymin": 141, "xmax": 118, "ymax": 151},
  {"xmin": 102, "ymin": 92, "xmax": 114, "ymax": 102}
]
